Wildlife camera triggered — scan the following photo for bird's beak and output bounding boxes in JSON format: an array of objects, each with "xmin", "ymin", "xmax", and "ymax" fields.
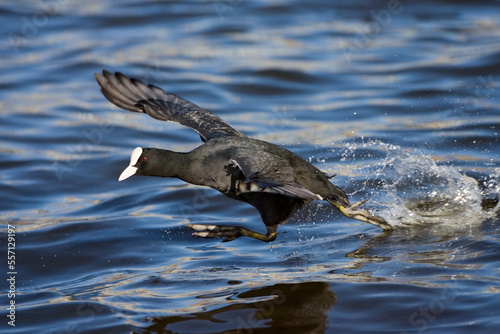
[
  {"xmin": 118, "ymin": 147, "xmax": 143, "ymax": 181},
  {"xmin": 118, "ymin": 165, "xmax": 138, "ymax": 181}
]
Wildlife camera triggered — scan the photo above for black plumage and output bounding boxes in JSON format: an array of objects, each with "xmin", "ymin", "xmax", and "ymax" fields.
[{"xmin": 95, "ymin": 70, "xmax": 392, "ymax": 242}]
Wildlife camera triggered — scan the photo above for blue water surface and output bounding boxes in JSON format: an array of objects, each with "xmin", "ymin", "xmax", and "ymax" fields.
[{"xmin": 1, "ymin": 1, "xmax": 499, "ymax": 333}]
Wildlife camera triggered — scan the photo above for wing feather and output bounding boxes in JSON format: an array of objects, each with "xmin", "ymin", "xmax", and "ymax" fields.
[
  {"xmin": 228, "ymin": 155, "xmax": 322, "ymax": 202},
  {"xmin": 95, "ymin": 70, "xmax": 245, "ymax": 141}
]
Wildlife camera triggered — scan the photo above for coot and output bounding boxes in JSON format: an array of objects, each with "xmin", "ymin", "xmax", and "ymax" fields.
[{"xmin": 95, "ymin": 70, "xmax": 392, "ymax": 242}]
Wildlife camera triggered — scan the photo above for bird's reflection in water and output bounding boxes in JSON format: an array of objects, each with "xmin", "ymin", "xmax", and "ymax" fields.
[{"xmin": 144, "ymin": 282, "xmax": 335, "ymax": 334}]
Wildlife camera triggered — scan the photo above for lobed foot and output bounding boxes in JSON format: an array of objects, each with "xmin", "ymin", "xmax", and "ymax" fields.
[
  {"xmin": 187, "ymin": 224, "xmax": 277, "ymax": 242},
  {"xmin": 329, "ymin": 200, "xmax": 393, "ymax": 231}
]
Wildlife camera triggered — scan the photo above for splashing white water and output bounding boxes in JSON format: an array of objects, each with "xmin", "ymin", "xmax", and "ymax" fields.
[{"xmin": 342, "ymin": 141, "xmax": 499, "ymax": 228}]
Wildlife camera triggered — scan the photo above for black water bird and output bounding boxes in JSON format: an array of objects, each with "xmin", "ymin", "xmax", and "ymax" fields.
[{"xmin": 95, "ymin": 70, "xmax": 392, "ymax": 242}]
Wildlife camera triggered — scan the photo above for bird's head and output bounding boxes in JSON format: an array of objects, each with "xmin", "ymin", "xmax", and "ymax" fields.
[{"xmin": 119, "ymin": 147, "xmax": 148, "ymax": 181}]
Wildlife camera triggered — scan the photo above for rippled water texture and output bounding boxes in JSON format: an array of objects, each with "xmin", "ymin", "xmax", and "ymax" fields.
[{"xmin": 1, "ymin": 1, "xmax": 499, "ymax": 333}]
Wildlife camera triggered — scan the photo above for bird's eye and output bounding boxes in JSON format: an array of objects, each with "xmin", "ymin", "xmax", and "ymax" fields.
[{"xmin": 142, "ymin": 157, "xmax": 147, "ymax": 162}]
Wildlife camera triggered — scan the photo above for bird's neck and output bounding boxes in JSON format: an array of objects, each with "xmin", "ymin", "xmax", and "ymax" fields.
[{"xmin": 147, "ymin": 149, "xmax": 193, "ymax": 180}]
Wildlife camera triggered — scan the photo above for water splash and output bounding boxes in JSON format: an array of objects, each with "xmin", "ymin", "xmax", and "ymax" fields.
[{"xmin": 342, "ymin": 141, "xmax": 499, "ymax": 228}]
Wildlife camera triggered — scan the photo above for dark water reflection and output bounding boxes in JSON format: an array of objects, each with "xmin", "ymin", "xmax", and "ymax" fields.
[
  {"xmin": 1, "ymin": 0, "xmax": 500, "ymax": 333},
  {"xmin": 145, "ymin": 282, "xmax": 334, "ymax": 334}
]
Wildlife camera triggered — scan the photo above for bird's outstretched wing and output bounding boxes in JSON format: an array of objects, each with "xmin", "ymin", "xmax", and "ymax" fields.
[{"xmin": 95, "ymin": 70, "xmax": 246, "ymax": 142}]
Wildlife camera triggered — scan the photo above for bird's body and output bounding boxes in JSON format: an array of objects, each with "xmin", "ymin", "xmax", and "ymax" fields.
[
  {"xmin": 173, "ymin": 136, "xmax": 348, "ymax": 205},
  {"xmin": 95, "ymin": 70, "xmax": 392, "ymax": 242}
]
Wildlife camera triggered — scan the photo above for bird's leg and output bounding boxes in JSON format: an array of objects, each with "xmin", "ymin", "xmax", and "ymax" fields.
[
  {"xmin": 187, "ymin": 224, "xmax": 277, "ymax": 242},
  {"xmin": 328, "ymin": 199, "xmax": 393, "ymax": 231}
]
